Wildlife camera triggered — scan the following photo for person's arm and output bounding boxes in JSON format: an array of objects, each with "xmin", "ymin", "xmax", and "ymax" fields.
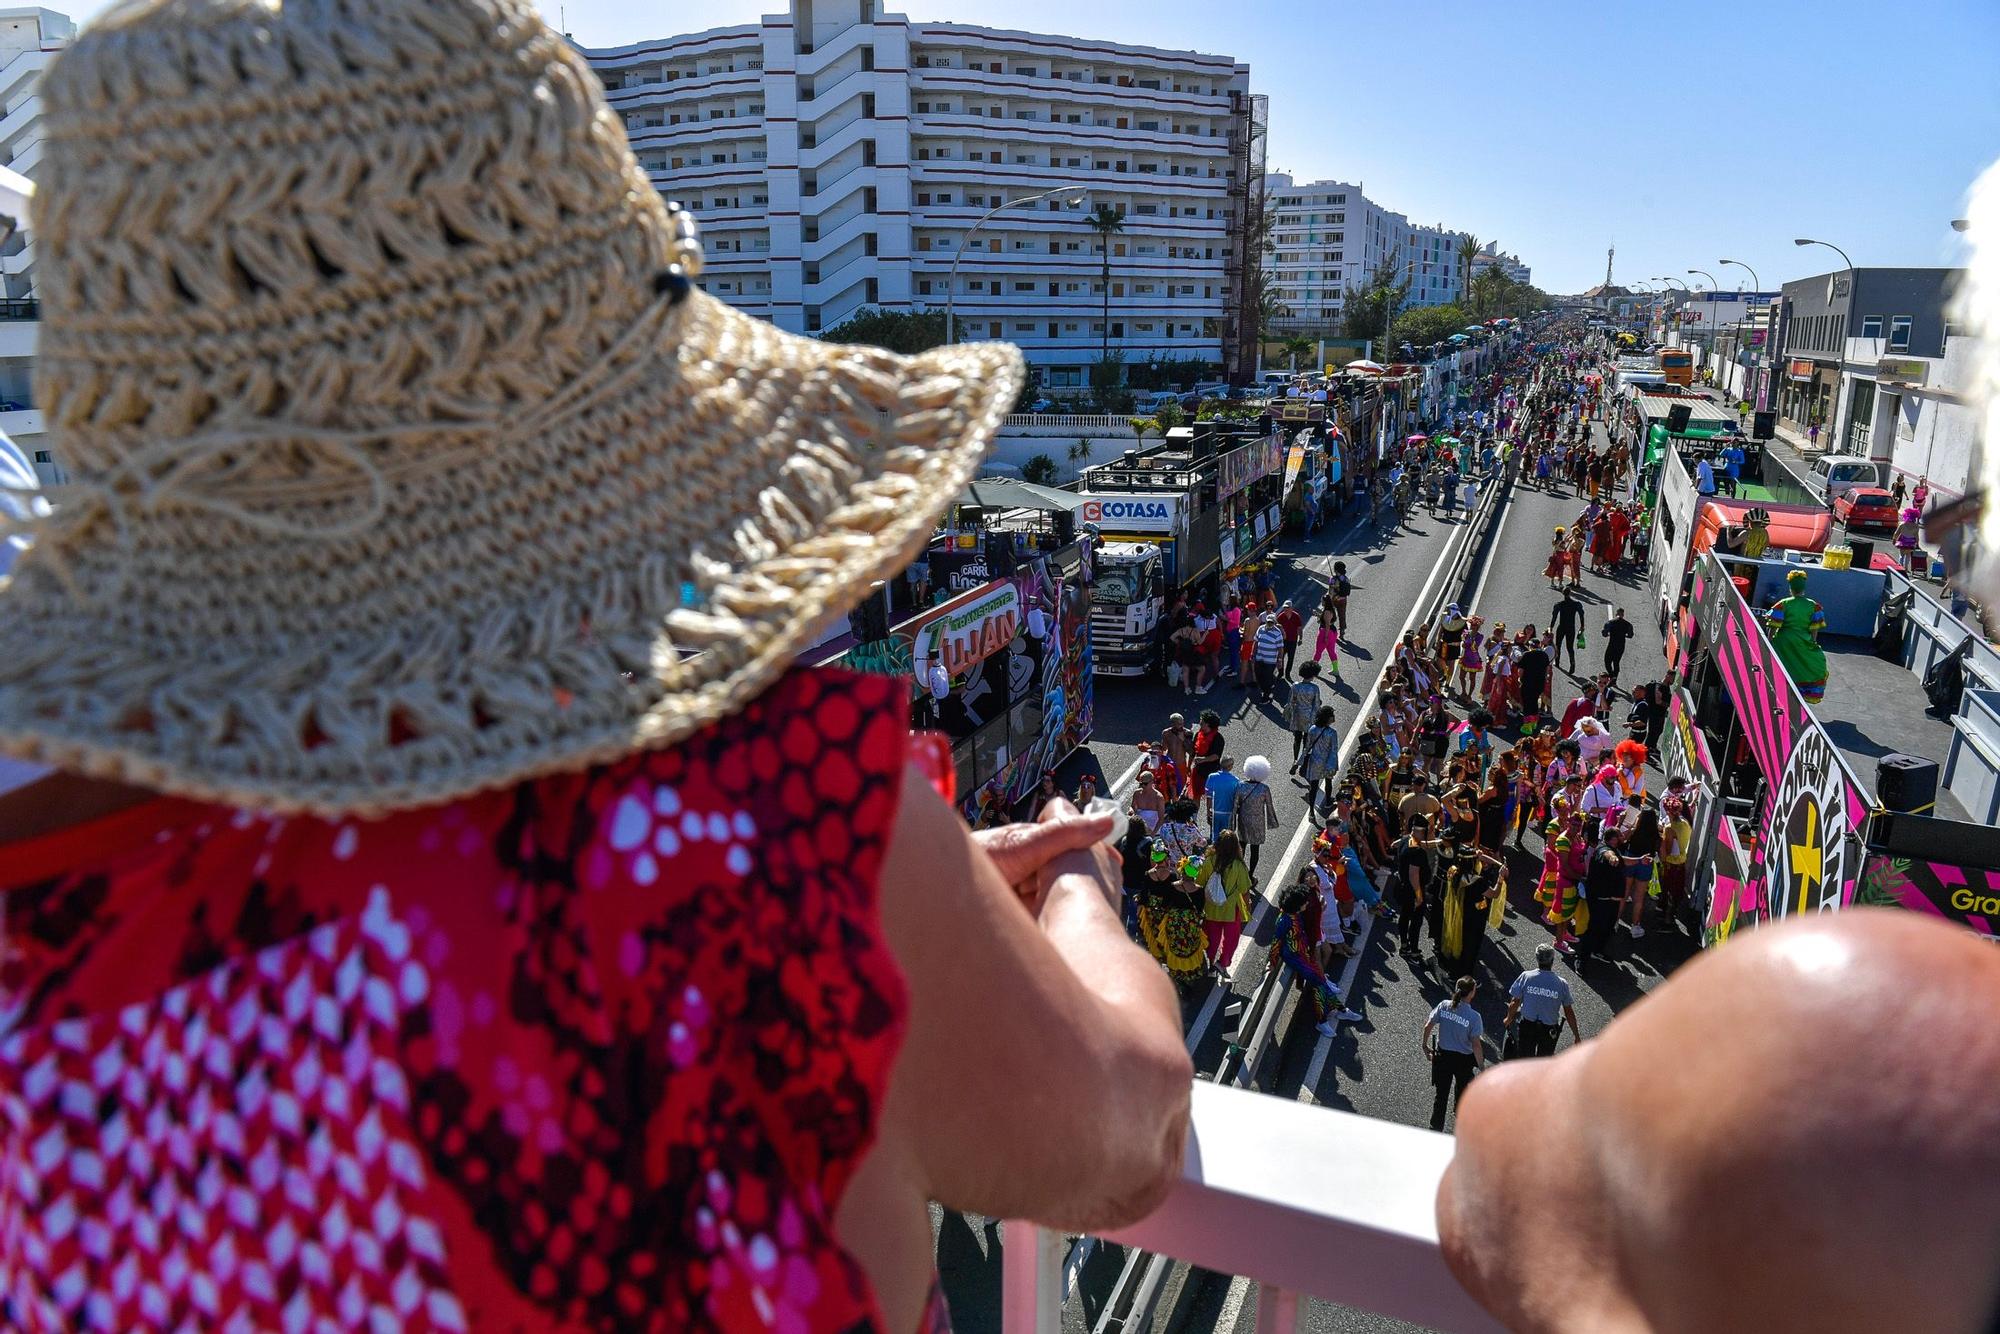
[
  {"xmin": 1563, "ymin": 1003, "xmax": 1581, "ymax": 1043},
  {"xmin": 1421, "ymin": 1015, "xmax": 1438, "ymax": 1059},
  {"xmin": 1504, "ymin": 997, "xmax": 1522, "ymax": 1029},
  {"xmin": 864, "ymin": 783, "xmax": 1191, "ymax": 1236}
]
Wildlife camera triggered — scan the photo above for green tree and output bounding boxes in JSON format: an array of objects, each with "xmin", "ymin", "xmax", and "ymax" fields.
[
  {"xmin": 1020, "ymin": 453, "xmax": 1060, "ymax": 485},
  {"xmin": 1389, "ymin": 302, "xmax": 1471, "ymax": 352},
  {"xmin": 1153, "ymin": 399, "xmax": 1187, "ymax": 433},
  {"xmin": 1090, "ymin": 352, "xmax": 1132, "ymax": 414},
  {"xmin": 1083, "ymin": 204, "xmax": 1126, "ymax": 367},
  {"xmin": 818, "ymin": 306, "xmax": 947, "ymax": 353},
  {"xmin": 1279, "ymin": 335, "xmax": 1314, "ymax": 371},
  {"xmin": 1012, "ymin": 365, "xmax": 1042, "ymax": 414},
  {"xmin": 1456, "ymin": 234, "xmax": 1482, "ymax": 303},
  {"xmin": 1339, "ymin": 258, "xmax": 1409, "ymax": 343},
  {"xmin": 1127, "ymin": 415, "xmax": 1153, "ymax": 445}
]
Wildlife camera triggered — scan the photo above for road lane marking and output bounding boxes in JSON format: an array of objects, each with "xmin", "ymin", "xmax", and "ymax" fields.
[{"xmin": 1180, "ymin": 499, "xmax": 1480, "ymax": 1061}]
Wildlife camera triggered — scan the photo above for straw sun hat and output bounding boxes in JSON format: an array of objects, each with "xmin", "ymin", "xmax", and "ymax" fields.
[{"xmin": 0, "ymin": 0, "xmax": 1022, "ymax": 815}]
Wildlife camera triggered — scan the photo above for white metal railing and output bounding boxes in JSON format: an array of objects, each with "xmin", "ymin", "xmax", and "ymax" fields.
[
  {"xmin": 1002, "ymin": 413, "xmax": 1134, "ymax": 430},
  {"xmin": 1003, "ymin": 1082, "xmax": 1503, "ymax": 1333}
]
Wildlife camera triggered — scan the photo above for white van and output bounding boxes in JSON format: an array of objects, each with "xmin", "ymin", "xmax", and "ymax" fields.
[{"xmin": 1806, "ymin": 455, "xmax": 1888, "ymax": 505}]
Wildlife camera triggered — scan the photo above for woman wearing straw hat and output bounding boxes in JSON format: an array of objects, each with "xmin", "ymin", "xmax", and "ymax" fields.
[{"xmin": 0, "ymin": 4, "xmax": 1190, "ymax": 1329}]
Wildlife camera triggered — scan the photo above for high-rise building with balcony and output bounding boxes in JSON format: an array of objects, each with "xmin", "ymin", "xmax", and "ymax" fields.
[
  {"xmin": 1470, "ymin": 245, "xmax": 1531, "ymax": 286},
  {"xmin": 1263, "ymin": 176, "xmax": 1482, "ymax": 336},
  {"xmin": 0, "ymin": 6, "xmax": 71, "ymax": 482},
  {"xmin": 1405, "ymin": 223, "xmax": 1476, "ymax": 308},
  {"xmin": 580, "ymin": 0, "xmax": 1254, "ymax": 391}
]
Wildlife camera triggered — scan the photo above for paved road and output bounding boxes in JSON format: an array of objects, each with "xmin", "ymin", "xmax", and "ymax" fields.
[
  {"xmin": 930, "ymin": 485, "xmax": 1485, "ymax": 1334},
  {"xmin": 1201, "ymin": 412, "xmax": 1705, "ymax": 1334},
  {"xmin": 933, "ymin": 400, "xmax": 1711, "ymax": 1334}
]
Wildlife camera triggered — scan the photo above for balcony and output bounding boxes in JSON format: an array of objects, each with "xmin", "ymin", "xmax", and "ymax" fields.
[{"xmin": 1003, "ymin": 1080, "xmax": 1500, "ymax": 1332}]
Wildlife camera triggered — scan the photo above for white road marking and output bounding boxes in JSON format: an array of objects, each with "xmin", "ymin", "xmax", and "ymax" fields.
[{"xmin": 1180, "ymin": 502, "xmax": 1480, "ymax": 1059}]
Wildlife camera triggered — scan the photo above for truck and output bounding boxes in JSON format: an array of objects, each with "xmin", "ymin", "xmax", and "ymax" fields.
[
  {"xmin": 1087, "ymin": 541, "xmax": 1169, "ymax": 677},
  {"xmin": 1074, "ymin": 421, "xmax": 1276, "ymax": 677}
]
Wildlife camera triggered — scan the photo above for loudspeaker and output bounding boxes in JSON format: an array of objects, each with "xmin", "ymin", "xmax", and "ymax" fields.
[
  {"xmin": 1752, "ymin": 410, "xmax": 1776, "ymax": 441},
  {"xmin": 1846, "ymin": 536, "xmax": 1875, "ymax": 567},
  {"xmin": 1666, "ymin": 403, "xmax": 1692, "ymax": 433},
  {"xmin": 1876, "ymin": 753, "xmax": 1939, "ymax": 815},
  {"xmin": 847, "ymin": 586, "xmax": 891, "ymax": 642}
]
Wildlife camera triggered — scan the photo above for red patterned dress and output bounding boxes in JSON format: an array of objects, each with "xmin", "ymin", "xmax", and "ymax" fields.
[{"xmin": 0, "ymin": 667, "xmax": 945, "ymax": 1332}]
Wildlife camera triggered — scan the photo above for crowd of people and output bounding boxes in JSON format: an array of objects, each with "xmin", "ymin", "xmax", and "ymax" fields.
[{"xmin": 1098, "ymin": 332, "xmax": 1711, "ymax": 1131}]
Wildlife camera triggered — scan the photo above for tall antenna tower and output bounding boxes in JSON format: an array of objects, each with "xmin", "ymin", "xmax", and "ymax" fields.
[{"xmin": 1605, "ymin": 246, "xmax": 1614, "ymax": 290}]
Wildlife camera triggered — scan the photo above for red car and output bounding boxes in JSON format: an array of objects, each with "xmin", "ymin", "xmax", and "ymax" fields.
[{"xmin": 1833, "ymin": 486, "xmax": 1898, "ymax": 531}]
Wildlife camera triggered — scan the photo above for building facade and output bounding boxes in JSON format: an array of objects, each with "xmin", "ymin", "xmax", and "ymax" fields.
[
  {"xmin": 1262, "ymin": 175, "xmax": 1485, "ymax": 335},
  {"xmin": 0, "ymin": 6, "xmax": 71, "ymax": 484},
  {"xmin": 581, "ymin": 0, "xmax": 1252, "ymax": 389},
  {"xmin": 1469, "ymin": 246, "xmax": 1530, "ymax": 285},
  {"xmin": 1404, "ymin": 224, "xmax": 1474, "ymax": 308},
  {"xmin": 1773, "ymin": 268, "xmax": 1977, "ymax": 495}
]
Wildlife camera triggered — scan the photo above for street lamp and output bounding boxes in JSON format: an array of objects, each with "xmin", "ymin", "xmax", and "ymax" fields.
[
  {"xmin": 1951, "ymin": 219, "xmax": 1970, "ymax": 233},
  {"xmin": 1656, "ymin": 276, "xmax": 1690, "ymax": 291},
  {"xmin": 1718, "ymin": 258, "xmax": 1760, "ymax": 293},
  {"xmin": 1793, "ymin": 237, "xmax": 1854, "ymax": 271},
  {"xmin": 1687, "ymin": 268, "xmax": 1720, "ymax": 295},
  {"xmin": 944, "ymin": 186, "xmax": 1087, "ymax": 345}
]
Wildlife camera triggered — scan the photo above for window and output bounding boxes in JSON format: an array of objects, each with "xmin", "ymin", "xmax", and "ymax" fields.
[
  {"xmin": 33, "ymin": 449, "xmax": 50, "ymax": 463},
  {"xmin": 1861, "ymin": 316, "xmax": 1882, "ymax": 339},
  {"xmin": 1889, "ymin": 316, "xmax": 1911, "ymax": 350}
]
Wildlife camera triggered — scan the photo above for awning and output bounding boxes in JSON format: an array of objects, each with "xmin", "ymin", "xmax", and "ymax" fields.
[{"xmin": 956, "ymin": 477, "xmax": 1085, "ymax": 512}]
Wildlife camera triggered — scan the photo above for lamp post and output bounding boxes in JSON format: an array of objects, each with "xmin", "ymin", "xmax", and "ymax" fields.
[
  {"xmin": 1793, "ymin": 237, "xmax": 1854, "ymax": 271},
  {"xmin": 1720, "ymin": 259, "xmax": 1765, "ymax": 411},
  {"xmin": 1687, "ymin": 268, "xmax": 1721, "ymax": 355},
  {"xmin": 945, "ymin": 186, "xmax": 1086, "ymax": 345}
]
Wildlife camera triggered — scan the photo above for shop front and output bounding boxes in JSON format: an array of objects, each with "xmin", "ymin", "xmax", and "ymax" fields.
[{"xmin": 1778, "ymin": 357, "xmax": 1839, "ymax": 438}]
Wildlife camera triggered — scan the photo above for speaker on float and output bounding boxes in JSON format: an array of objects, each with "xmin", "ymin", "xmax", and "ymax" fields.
[
  {"xmin": 1666, "ymin": 403, "xmax": 1693, "ymax": 433},
  {"xmin": 1875, "ymin": 753, "xmax": 1939, "ymax": 815}
]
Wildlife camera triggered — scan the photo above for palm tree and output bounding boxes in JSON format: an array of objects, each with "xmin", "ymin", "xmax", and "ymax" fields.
[
  {"xmin": 1084, "ymin": 204, "xmax": 1126, "ymax": 367},
  {"xmin": 1456, "ymin": 234, "xmax": 1482, "ymax": 305},
  {"xmin": 1280, "ymin": 335, "xmax": 1314, "ymax": 371}
]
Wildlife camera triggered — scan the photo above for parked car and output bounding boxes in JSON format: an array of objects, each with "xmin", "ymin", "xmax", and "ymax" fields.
[
  {"xmin": 1832, "ymin": 486, "xmax": 1899, "ymax": 532},
  {"xmin": 1807, "ymin": 455, "xmax": 1889, "ymax": 505}
]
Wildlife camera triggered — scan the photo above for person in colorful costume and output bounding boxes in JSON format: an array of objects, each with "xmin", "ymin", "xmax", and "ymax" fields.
[
  {"xmin": 1431, "ymin": 829, "xmax": 1502, "ymax": 979},
  {"xmin": 1764, "ymin": 569, "xmax": 1829, "ymax": 704},
  {"xmin": 1272, "ymin": 884, "xmax": 1363, "ymax": 1037},
  {"xmin": 1613, "ymin": 739, "xmax": 1649, "ymax": 801}
]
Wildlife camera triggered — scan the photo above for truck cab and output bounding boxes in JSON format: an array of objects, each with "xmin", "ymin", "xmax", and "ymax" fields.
[{"xmin": 1089, "ymin": 542, "xmax": 1167, "ymax": 676}]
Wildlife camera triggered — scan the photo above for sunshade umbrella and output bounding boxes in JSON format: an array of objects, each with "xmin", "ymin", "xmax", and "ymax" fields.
[
  {"xmin": 1345, "ymin": 359, "xmax": 1385, "ymax": 372},
  {"xmin": 958, "ymin": 477, "xmax": 1085, "ymax": 512},
  {"xmin": 1405, "ymin": 434, "xmax": 1429, "ymax": 445}
]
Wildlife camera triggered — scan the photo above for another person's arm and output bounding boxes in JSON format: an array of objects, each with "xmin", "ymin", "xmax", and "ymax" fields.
[{"xmin": 1562, "ymin": 1003, "xmax": 1581, "ymax": 1044}]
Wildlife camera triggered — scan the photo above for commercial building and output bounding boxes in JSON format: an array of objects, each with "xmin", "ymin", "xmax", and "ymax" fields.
[
  {"xmin": 0, "ymin": 6, "xmax": 71, "ymax": 484},
  {"xmin": 580, "ymin": 0, "xmax": 1255, "ymax": 388},
  {"xmin": 1772, "ymin": 267, "xmax": 1978, "ymax": 497}
]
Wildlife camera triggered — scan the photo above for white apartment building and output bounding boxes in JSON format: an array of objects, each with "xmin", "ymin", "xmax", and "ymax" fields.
[
  {"xmin": 582, "ymin": 0, "xmax": 1253, "ymax": 389},
  {"xmin": 1470, "ymin": 245, "xmax": 1531, "ymax": 286},
  {"xmin": 0, "ymin": 6, "xmax": 69, "ymax": 483},
  {"xmin": 1406, "ymin": 224, "xmax": 1475, "ymax": 308},
  {"xmin": 1263, "ymin": 176, "xmax": 1475, "ymax": 333}
]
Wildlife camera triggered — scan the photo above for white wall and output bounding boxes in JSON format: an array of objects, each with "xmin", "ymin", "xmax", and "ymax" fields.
[{"xmin": 1880, "ymin": 338, "xmax": 1982, "ymax": 500}]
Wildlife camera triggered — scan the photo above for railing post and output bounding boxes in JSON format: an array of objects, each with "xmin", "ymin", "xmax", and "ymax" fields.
[
  {"xmin": 1000, "ymin": 1219, "xmax": 1065, "ymax": 1334},
  {"xmin": 1252, "ymin": 1282, "xmax": 1299, "ymax": 1334}
]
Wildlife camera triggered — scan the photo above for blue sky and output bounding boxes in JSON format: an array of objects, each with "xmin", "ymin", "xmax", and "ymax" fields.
[{"xmin": 61, "ymin": 0, "xmax": 2000, "ymax": 294}]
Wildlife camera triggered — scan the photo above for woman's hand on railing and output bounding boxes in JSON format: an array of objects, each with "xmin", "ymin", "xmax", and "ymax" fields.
[{"xmin": 972, "ymin": 800, "xmax": 1116, "ymax": 914}]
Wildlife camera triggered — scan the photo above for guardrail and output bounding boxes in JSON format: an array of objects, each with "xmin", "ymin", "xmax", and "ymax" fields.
[
  {"xmin": 1002, "ymin": 414, "xmax": 1135, "ymax": 430},
  {"xmin": 1004, "ymin": 1082, "xmax": 1505, "ymax": 1334},
  {"xmin": 1023, "ymin": 461, "xmax": 1517, "ymax": 1333}
]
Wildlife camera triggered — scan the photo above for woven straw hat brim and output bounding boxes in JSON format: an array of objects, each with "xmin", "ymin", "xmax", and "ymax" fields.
[{"xmin": 0, "ymin": 291, "xmax": 1023, "ymax": 816}]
